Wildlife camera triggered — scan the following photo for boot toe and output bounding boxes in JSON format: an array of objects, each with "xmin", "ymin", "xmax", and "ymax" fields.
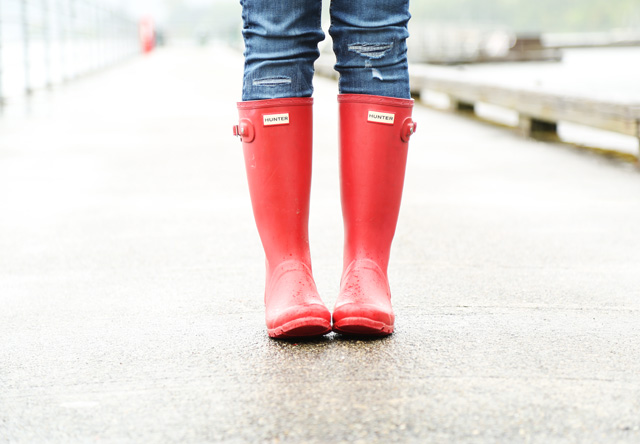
[
  {"xmin": 267, "ymin": 303, "xmax": 332, "ymax": 338},
  {"xmin": 332, "ymin": 303, "xmax": 394, "ymax": 336}
]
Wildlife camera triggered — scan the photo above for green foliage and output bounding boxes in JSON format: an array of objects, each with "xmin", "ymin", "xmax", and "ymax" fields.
[{"xmin": 410, "ymin": 0, "xmax": 640, "ymax": 32}]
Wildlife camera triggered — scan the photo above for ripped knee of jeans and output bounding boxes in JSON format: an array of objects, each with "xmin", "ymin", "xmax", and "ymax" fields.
[
  {"xmin": 347, "ymin": 42, "xmax": 394, "ymax": 80},
  {"xmin": 347, "ymin": 42, "xmax": 394, "ymax": 60},
  {"xmin": 252, "ymin": 76, "xmax": 292, "ymax": 87}
]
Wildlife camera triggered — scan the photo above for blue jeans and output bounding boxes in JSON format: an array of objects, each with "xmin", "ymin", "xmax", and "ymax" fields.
[{"xmin": 240, "ymin": 0, "xmax": 411, "ymax": 101}]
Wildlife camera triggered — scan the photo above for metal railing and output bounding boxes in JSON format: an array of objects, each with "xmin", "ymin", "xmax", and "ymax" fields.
[{"xmin": 0, "ymin": 0, "xmax": 139, "ymax": 105}]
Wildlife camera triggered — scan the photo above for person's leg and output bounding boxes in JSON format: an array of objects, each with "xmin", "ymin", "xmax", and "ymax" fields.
[
  {"xmin": 329, "ymin": 0, "xmax": 411, "ymax": 99},
  {"xmin": 235, "ymin": 1, "xmax": 330, "ymax": 338},
  {"xmin": 329, "ymin": 0, "xmax": 416, "ymax": 335},
  {"xmin": 241, "ymin": 0, "xmax": 324, "ymax": 100}
]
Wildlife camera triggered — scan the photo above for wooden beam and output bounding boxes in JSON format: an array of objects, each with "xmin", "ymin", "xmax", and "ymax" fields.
[{"xmin": 410, "ymin": 69, "xmax": 640, "ymax": 141}]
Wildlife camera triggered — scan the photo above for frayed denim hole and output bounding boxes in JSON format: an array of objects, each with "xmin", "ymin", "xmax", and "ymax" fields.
[
  {"xmin": 253, "ymin": 77, "xmax": 293, "ymax": 87},
  {"xmin": 347, "ymin": 42, "xmax": 394, "ymax": 59}
]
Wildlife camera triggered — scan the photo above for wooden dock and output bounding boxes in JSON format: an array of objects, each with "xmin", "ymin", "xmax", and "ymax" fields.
[
  {"xmin": 314, "ymin": 55, "xmax": 640, "ymax": 161},
  {"xmin": 406, "ymin": 27, "xmax": 563, "ymax": 65},
  {"xmin": 408, "ymin": 64, "xmax": 640, "ymax": 156}
]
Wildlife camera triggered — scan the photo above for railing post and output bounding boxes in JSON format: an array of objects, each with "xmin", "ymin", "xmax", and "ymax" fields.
[
  {"xmin": 636, "ymin": 119, "xmax": 640, "ymax": 162},
  {"xmin": 58, "ymin": 0, "xmax": 67, "ymax": 82},
  {"xmin": 69, "ymin": 0, "xmax": 75, "ymax": 80},
  {"xmin": 96, "ymin": 1, "xmax": 102, "ymax": 71},
  {"xmin": 90, "ymin": 0, "xmax": 96, "ymax": 72},
  {"xmin": 451, "ymin": 97, "xmax": 475, "ymax": 114},
  {"xmin": 22, "ymin": 0, "xmax": 32, "ymax": 95},
  {"xmin": 43, "ymin": 0, "xmax": 52, "ymax": 88},
  {"xmin": 519, "ymin": 114, "xmax": 559, "ymax": 140},
  {"xmin": 0, "ymin": 0, "xmax": 4, "ymax": 106}
]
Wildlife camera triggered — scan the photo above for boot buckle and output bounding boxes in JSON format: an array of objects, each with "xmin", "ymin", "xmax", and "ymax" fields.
[
  {"xmin": 401, "ymin": 118, "xmax": 417, "ymax": 142},
  {"xmin": 233, "ymin": 119, "xmax": 255, "ymax": 143}
]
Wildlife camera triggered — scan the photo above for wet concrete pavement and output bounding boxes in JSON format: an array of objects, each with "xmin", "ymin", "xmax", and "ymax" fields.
[{"xmin": 1, "ymin": 46, "xmax": 640, "ymax": 443}]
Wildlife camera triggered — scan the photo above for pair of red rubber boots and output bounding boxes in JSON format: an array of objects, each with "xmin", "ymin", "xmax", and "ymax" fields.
[{"xmin": 234, "ymin": 94, "xmax": 416, "ymax": 338}]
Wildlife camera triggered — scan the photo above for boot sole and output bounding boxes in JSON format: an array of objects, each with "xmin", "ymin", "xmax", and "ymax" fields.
[
  {"xmin": 268, "ymin": 317, "xmax": 332, "ymax": 339},
  {"xmin": 333, "ymin": 317, "xmax": 394, "ymax": 336}
]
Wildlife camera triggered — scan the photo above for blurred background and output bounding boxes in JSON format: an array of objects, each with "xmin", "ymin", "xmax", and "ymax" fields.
[
  {"xmin": 0, "ymin": 0, "xmax": 639, "ymax": 154},
  {"xmin": 2, "ymin": 0, "xmax": 640, "ymax": 92}
]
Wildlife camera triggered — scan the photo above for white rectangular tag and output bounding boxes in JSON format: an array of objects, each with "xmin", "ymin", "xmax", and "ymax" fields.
[
  {"xmin": 263, "ymin": 113, "xmax": 290, "ymax": 126},
  {"xmin": 368, "ymin": 111, "xmax": 395, "ymax": 124}
]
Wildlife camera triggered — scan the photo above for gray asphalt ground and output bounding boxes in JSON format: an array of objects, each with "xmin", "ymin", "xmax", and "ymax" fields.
[{"xmin": 1, "ymin": 46, "xmax": 640, "ymax": 443}]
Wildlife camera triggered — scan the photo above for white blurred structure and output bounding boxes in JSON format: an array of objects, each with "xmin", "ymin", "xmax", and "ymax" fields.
[
  {"xmin": 0, "ymin": 0, "xmax": 139, "ymax": 104},
  {"xmin": 407, "ymin": 22, "xmax": 516, "ymax": 64}
]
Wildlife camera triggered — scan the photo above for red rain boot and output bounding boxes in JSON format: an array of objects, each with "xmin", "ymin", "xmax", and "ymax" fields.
[
  {"xmin": 333, "ymin": 94, "xmax": 417, "ymax": 336},
  {"xmin": 234, "ymin": 98, "xmax": 331, "ymax": 338}
]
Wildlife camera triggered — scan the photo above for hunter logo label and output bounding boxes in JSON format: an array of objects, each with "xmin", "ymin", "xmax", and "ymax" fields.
[
  {"xmin": 263, "ymin": 113, "xmax": 290, "ymax": 126},
  {"xmin": 368, "ymin": 111, "xmax": 395, "ymax": 124}
]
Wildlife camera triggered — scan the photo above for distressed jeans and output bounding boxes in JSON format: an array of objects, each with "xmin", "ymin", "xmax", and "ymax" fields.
[{"xmin": 240, "ymin": 0, "xmax": 411, "ymax": 101}]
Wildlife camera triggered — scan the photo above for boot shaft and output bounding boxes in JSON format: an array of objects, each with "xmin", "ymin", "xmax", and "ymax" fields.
[
  {"xmin": 235, "ymin": 98, "xmax": 315, "ymax": 273},
  {"xmin": 338, "ymin": 94, "xmax": 416, "ymax": 274}
]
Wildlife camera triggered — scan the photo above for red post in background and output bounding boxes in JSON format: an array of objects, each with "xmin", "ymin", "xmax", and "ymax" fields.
[{"xmin": 139, "ymin": 17, "xmax": 155, "ymax": 54}]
